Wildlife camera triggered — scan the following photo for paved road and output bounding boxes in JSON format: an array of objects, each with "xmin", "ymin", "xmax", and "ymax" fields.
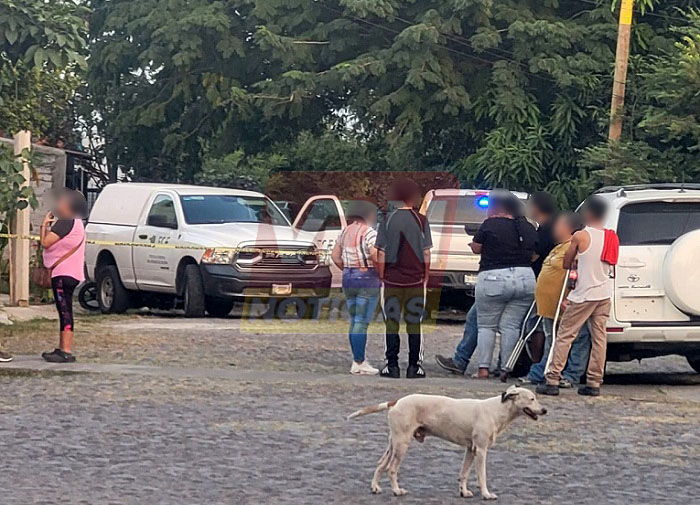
[{"xmin": 1, "ymin": 313, "xmax": 699, "ymax": 504}]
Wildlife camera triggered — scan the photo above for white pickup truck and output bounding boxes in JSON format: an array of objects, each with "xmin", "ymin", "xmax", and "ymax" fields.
[{"xmin": 85, "ymin": 183, "xmax": 331, "ymax": 317}]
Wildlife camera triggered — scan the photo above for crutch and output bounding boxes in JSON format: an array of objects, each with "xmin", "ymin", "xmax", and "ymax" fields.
[
  {"xmin": 543, "ymin": 269, "xmax": 571, "ymax": 376},
  {"xmin": 503, "ymin": 301, "xmax": 542, "ymax": 373}
]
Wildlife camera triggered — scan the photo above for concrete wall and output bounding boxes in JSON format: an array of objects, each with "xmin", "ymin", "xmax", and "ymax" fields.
[{"xmin": 0, "ymin": 138, "xmax": 67, "ymax": 233}]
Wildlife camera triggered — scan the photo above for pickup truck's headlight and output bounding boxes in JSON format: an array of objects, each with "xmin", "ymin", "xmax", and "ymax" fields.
[
  {"xmin": 201, "ymin": 248, "xmax": 235, "ymax": 264},
  {"xmin": 318, "ymin": 246, "xmax": 333, "ymax": 266}
]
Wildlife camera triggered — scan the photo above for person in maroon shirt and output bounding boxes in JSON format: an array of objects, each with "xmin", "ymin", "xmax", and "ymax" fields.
[{"xmin": 376, "ymin": 179, "xmax": 433, "ymax": 379}]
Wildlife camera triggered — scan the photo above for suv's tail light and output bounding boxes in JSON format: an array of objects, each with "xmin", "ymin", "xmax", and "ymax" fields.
[{"xmin": 606, "ymin": 327, "xmax": 624, "ymax": 333}]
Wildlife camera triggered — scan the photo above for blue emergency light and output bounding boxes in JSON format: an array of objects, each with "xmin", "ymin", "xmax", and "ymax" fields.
[{"xmin": 476, "ymin": 196, "xmax": 489, "ymax": 209}]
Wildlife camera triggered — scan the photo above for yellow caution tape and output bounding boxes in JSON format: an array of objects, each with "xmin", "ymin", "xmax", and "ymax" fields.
[{"xmin": 0, "ymin": 232, "xmax": 323, "ymax": 256}]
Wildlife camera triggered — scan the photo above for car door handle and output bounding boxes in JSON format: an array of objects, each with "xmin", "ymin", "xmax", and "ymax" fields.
[{"xmin": 138, "ymin": 234, "xmax": 148, "ymax": 239}]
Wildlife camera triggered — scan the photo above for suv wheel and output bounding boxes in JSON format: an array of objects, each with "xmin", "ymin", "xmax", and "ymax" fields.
[
  {"xmin": 205, "ymin": 297, "xmax": 234, "ymax": 317},
  {"xmin": 97, "ymin": 265, "xmax": 131, "ymax": 314},
  {"xmin": 182, "ymin": 264, "xmax": 205, "ymax": 317},
  {"xmin": 687, "ymin": 355, "xmax": 700, "ymax": 374}
]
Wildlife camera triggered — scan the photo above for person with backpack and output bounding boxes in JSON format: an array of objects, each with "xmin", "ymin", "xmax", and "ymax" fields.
[{"xmin": 376, "ymin": 178, "xmax": 433, "ymax": 379}]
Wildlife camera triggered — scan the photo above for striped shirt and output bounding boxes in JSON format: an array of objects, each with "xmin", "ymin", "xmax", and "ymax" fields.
[{"xmin": 338, "ymin": 222, "xmax": 377, "ymax": 268}]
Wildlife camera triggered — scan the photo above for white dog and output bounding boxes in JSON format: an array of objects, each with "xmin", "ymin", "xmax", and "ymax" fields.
[{"xmin": 348, "ymin": 385, "xmax": 547, "ymax": 499}]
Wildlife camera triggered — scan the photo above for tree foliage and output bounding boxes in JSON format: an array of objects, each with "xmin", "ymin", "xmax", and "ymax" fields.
[
  {"xmin": 87, "ymin": 1, "xmax": 700, "ymax": 204},
  {"xmin": 0, "ymin": 0, "xmax": 89, "ymax": 221}
]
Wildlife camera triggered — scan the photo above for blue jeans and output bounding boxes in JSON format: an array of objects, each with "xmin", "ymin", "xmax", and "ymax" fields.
[
  {"xmin": 527, "ymin": 318, "xmax": 592, "ymax": 384},
  {"xmin": 453, "ymin": 303, "xmax": 478, "ymax": 371},
  {"xmin": 343, "ymin": 268, "xmax": 380, "ymax": 363},
  {"xmin": 475, "ymin": 267, "xmax": 535, "ymax": 369}
]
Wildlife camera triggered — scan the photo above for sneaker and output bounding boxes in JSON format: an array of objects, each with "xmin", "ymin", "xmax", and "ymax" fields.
[
  {"xmin": 41, "ymin": 349, "xmax": 76, "ymax": 363},
  {"xmin": 559, "ymin": 378, "xmax": 573, "ymax": 389},
  {"xmin": 380, "ymin": 363, "xmax": 400, "ymax": 379},
  {"xmin": 350, "ymin": 361, "xmax": 379, "ymax": 375},
  {"xmin": 535, "ymin": 383, "xmax": 560, "ymax": 396},
  {"xmin": 406, "ymin": 364, "xmax": 426, "ymax": 379},
  {"xmin": 0, "ymin": 351, "xmax": 13, "ymax": 362},
  {"xmin": 577, "ymin": 386, "xmax": 600, "ymax": 397},
  {"xmin": 435, "ymin": 355, "xmax": 465, "ymax": 375}
]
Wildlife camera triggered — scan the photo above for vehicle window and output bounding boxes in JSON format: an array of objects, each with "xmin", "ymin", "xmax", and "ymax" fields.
[
  {"xmin": 179, "ymin": 195, "xmax": 289, "ymax": 226},
  {"xmin": 147, "ymin": 195, "xmax": 178, "ymax": 228},
  {"xmin": 617, "ymin": 201, "xmax": 700, "ymax": 245},
  {"xmin": 426, "ymin": 195, "xmax": 491, "ymax": 225},
  {"xmin": 297, "ymin": 199, "xmax": 341, "ymax": 232}
]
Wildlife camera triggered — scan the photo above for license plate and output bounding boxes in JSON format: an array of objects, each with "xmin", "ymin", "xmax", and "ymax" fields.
[
  {"xmin": 463, "ymin": 274, "xmax": 478, "ymax": 285},
  {"xmin": 271, "ymin": 283, "xmax": 293, "ymax": 296}
]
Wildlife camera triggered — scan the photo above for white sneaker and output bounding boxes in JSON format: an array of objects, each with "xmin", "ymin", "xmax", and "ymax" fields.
[{"xmin": 350, "ymin": 361, "xmax": 379, "ymax": 375}]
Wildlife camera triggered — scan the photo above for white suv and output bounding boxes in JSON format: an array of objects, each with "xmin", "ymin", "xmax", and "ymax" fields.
[{"xmin": 595, "ymin": 184, "xmax": 700, "ymax": 372}]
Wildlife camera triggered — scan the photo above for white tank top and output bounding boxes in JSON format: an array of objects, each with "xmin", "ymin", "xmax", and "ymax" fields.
[{"xmin": 567, "ymin": 226, "xmax": 611, "ymax": 303}]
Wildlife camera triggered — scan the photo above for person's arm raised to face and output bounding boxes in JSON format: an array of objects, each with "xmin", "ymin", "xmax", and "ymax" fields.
[{"xmin": 40, "ymin": 212, "xmax": 61, "ymax": 248}]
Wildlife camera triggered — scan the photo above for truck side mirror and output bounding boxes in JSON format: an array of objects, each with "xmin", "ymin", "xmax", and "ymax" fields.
[{"xmin": 147, "ymin": 214, "xmax": 178, "ymax": 229}]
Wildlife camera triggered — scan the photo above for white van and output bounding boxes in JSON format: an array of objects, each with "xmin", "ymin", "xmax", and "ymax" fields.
[
  {"xmin": 85, "ymin": 183, "xmax": 331, "ymax": 317},
  {"xmin": 593, "ymin": 184, "xmax": 700, "ymax": 371}
]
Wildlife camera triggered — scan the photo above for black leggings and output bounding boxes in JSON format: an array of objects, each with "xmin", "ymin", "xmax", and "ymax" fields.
[{"xmin": 52, "ymin": 276, "xmax": 79, "ymax": 332}]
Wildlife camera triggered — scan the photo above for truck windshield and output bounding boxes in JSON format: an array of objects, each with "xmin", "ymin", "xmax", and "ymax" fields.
[{"xmin": 180, "ymin": 195, "xmax": 290, "ymax": 226}]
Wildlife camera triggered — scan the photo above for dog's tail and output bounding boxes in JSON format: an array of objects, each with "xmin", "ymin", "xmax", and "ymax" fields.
[{"xmin": 347, "ymin": 400, "xmax": 397, "ymax": 420}]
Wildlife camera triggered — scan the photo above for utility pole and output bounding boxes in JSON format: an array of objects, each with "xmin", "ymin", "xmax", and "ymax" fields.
[
  {"xmin": 608, "ymin": 0, "xmax": 634, "ymax": 141},
  {"xmin": 9, "ymin": 130, "xmax": 32, "ymax": 306}
]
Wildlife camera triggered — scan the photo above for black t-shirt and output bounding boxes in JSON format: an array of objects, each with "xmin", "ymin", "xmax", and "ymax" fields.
[
  {"xmin": 51, "ymin": 219, "xmax": 75, "ymax": 238},
  {"xmin": 532, "ymin": 219, "xmax": 555, "ymax": 277},
  {"xmin": 472, "ymin": 217, "xmax": 537, "ymax": 272},
  {"xmin": 376, "ymin": 209, "xmax": 433, "ymax": 286}
]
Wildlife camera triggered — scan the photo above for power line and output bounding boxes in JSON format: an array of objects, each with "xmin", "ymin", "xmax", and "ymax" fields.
[{"xmin": 320, "ymin": 4, "xmax": 563, "ymax": 83}]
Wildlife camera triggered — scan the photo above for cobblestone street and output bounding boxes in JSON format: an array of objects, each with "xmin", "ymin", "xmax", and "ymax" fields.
[{"xmin": 1, "ymin": 311, "xmax": 699, "ymax": 504}]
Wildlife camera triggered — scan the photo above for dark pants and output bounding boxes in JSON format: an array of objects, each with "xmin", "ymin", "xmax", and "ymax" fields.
[
  {"xmin": 382, "ymin": 283, "xmax": 426, "ymax": 366},
  {"xmin": 52, "ymin": 276, "xmax": 79, "ymax": 331}
]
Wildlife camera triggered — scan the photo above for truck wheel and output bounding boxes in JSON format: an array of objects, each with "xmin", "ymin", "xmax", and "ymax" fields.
[
  {"xmin": 97, "ymin": 265, "xmax": 131, "ymax": 314},
  {"xmin": 182, "ymin": 264, "xmax": 205, "ymax": 317},
  {"xmin": 205, "ymin": 297, "xmax": 234, "ymax": 317},
  {"xmin": 687, "ymin": 355, "xmax": 700, "ymax": 374}
]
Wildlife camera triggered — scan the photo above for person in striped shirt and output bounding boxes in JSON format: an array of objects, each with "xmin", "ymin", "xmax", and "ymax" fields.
[{"xmin": 331, "ymin": 200, "xmax": 381, "ymax": 375}]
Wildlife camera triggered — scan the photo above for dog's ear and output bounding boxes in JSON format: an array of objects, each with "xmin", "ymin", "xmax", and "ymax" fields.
[{"xmin": 501, "ymin": 386, "xmax": 519, "ymax": 403}]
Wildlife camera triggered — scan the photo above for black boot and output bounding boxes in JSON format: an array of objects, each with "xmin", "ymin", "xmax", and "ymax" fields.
[
  {"xmin": 535, "ymin": 383, "xmax": 559, "ymax": 396},
  {"xmin": 577, "ymin": 386, "xmax": 600, "ymax": 397}
]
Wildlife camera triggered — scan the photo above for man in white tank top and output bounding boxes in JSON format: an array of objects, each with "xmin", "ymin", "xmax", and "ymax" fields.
[{"xmin": 537, "ymin": 196, "xmax": 613, "ymax": 397}]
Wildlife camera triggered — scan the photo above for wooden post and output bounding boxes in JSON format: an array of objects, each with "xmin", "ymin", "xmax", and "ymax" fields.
[
  {"xmin": 9, "ymin": 130, "xmax": 32, "ymax": 307},
  {"xmin": 608, "ymin": 0, "xmax": 634, "ymax": 141}
]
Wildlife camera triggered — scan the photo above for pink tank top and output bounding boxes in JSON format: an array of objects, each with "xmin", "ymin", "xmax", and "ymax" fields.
[{"xmin": 42, "ymin": 219, "xmax": 86, "ymax": 281}]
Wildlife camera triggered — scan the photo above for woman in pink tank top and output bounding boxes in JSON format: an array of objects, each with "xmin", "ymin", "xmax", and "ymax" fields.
[{"xmin": 40, "ymin": 189, "xmax": 87, "ymax": 363}]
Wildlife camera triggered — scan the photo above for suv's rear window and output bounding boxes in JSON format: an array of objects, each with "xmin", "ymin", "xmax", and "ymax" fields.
[{"xmin": 617, "ymin": 201, "xmax": 700, "ymax": 245}]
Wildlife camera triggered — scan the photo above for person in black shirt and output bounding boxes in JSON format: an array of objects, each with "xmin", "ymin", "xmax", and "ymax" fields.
[
  {"xmin": 471, "ymin": 190, "xmax": 537, "ymax": 379},
  {"xmin": 528, "ymin": 191, "xmax": 558, "ymax": 276},
  {"xmin": 376, "ymin": 178, "xmax": 433, "ymax": 379}
]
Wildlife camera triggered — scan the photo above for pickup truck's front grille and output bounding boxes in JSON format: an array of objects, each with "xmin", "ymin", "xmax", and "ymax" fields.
[{"xmin": 235, "ymin": 246, "xmax": 318, "ymax": 271}]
